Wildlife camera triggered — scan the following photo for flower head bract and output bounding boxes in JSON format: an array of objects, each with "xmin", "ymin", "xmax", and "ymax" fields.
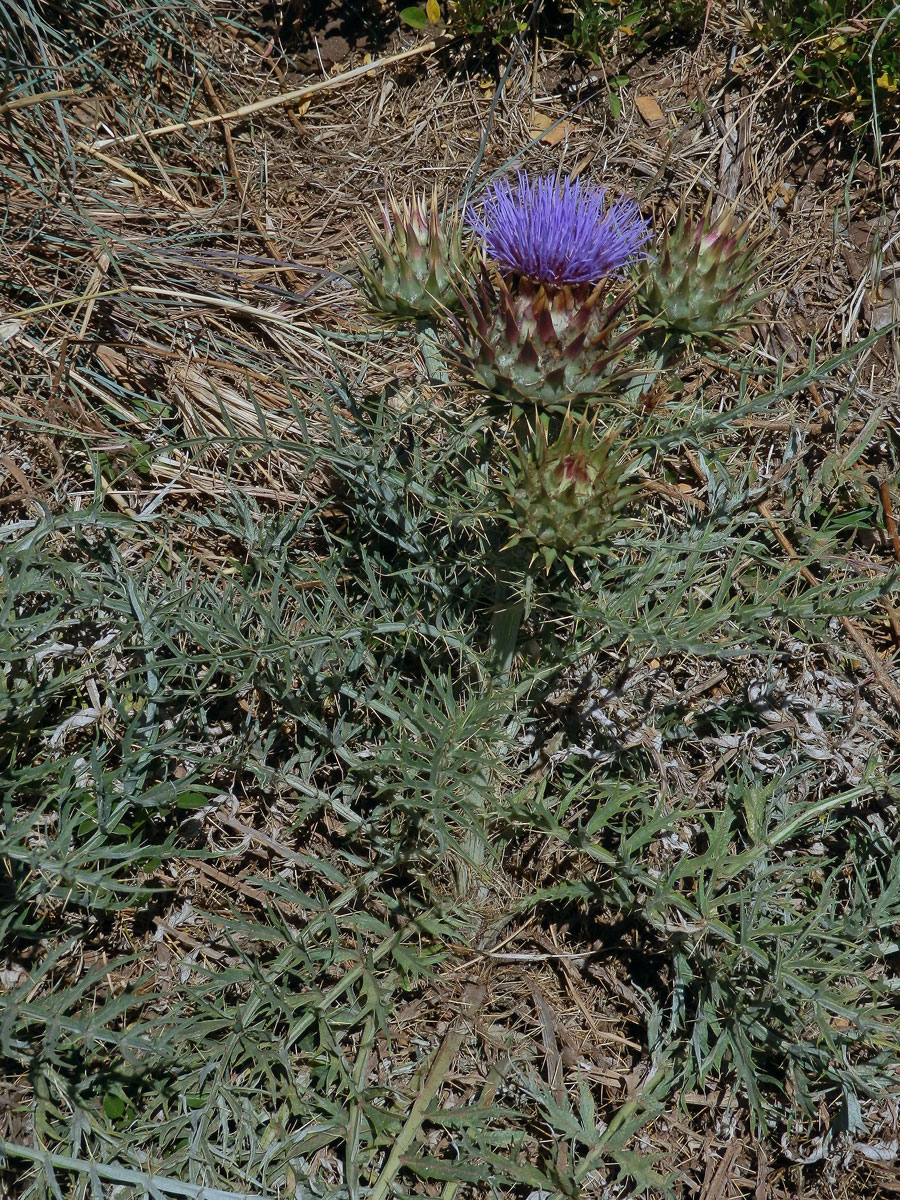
[
  {"xmin": 467, "ymin": 171, "xmax": 651, "ymax": 286},
  {"xmin": 356, "ymin": 188, "xmax": 470, "ymax": 321},
  {"xmin": 637, "ymin": 198, "xmax": 768, "ymax": 344}
]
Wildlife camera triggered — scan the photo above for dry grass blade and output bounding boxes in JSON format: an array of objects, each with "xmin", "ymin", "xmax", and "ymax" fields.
[{"xmin": 368, "ymin": 984, "xmax": 487, "ymax": 1200}]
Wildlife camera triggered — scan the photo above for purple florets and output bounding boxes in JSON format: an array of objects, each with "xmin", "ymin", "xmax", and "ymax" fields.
[{"xmin": 467, "ymin": 171, "xmax": 651, "ymax": 286}]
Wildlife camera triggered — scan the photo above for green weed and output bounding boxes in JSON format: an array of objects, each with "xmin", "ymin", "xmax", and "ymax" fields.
[
  {"xmin": 755, "ymin": 0, "xmax": 900, "ymax": 129},
  {"xmin": 443, "ymin": 0, "xmax": 705, "ymax": 58}
]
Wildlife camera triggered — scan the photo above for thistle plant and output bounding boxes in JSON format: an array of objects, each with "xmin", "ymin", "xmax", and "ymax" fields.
[
  {"xmin": 357, "ymin": 187, "xmax": 470, "ymax": 321},
  {"xmin": 504, "ymin": 414, "xmax": 635, "ymax": 572},
  {"xmin": 452, "ymin": 173, "xmax": 652, "ymax": 411},
  {"xmin": 637, "ymin": 199, "xmax": 767, "ymax": 347}
]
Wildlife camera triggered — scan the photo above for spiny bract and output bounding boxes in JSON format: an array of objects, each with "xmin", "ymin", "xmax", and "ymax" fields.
[
  {"xmin": 357, "ymin": 188, "xmax": 470, "ymax": 321},
  {"xmin": 450, "ymin": 269, "xmax": 645, "ymax": 412},
  {"xmin": 638, "ymin": 200, "xmax": 767, "ymax": 343},
  {"xmin": 506, "ymin": 415, "xmax": 635, "ymax": 570}
]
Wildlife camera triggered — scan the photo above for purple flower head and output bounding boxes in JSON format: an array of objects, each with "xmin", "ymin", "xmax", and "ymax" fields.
[{"xmin": 467, "ymin": 171, "xmax": 651, "ymax": 286}]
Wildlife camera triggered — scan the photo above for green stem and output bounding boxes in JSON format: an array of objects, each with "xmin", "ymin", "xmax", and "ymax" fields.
[
  {"xmin": 489, "ymin": 585, "xmax": 526, "ymax": 681},
  {"xmin": 367, "ymin": 985, "xmax": 485, "ymax": 1200},
  {"xmin": 455, "ymin": 572, "xmax": 527, "ymax": 898}
]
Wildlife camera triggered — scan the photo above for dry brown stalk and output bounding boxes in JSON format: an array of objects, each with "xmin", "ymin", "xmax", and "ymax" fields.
[
  {"xmin": 368, "ymin": 982, "xmax": 486, "ymax": 1200},
  {"xmin": 201, "ymin": 72, "xmax": 303, "ymax": 288},
  {"xmin": 879, "ymin": 478, "xmax": 900, "ymax": 565},
  {"xmin": 0, "ymin": 87, "xmax": 81, "ymax": 115},
  {"xmin": 87, "ymin": 40, "xmax": 439, "ymax": 149},
  {"xmin": 84, "ymin": 147, "xmax": 194, "ymax": 209}
]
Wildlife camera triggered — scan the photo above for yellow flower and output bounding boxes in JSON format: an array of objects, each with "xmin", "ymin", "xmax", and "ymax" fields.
[{"xmin": 876, "ymin": 71, "xmax": 898, "ymax": 92}]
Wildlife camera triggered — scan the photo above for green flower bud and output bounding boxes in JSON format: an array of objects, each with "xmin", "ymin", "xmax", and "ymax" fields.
[
  {"xmin": 638, "ymin": 199, "xmax": 767, "ymax": 344},
  {"xmin": 357, "ymin": 189, "xmax": 470, "ymax": 321},
  {"xmin": 505, "ymin": 415, "xmax": 635, "ymax": 570}
]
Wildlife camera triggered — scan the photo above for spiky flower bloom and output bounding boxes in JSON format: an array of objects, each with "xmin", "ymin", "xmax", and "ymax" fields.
[
  {"xmin": 638, "ymin": 200, "xmax": 767, "ymax": 343},
  {"xmin": 467, "ymin": 172, "xmax": 651, "ymax": 285},
  {"xmin": 452, "ymin": 173, "xmax": 650, "ymax": 410},
  {"xmin": 357, "ymin": 188, "xmax": 470, "ymax": 321},
  {"xmin": 505, "ymin": 416, "xmax": 634, "ymax": 570}
]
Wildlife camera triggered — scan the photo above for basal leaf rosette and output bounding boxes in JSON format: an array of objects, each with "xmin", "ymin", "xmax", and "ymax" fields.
[
  {"xmin": 503, "ymin": 413, "xmax": 636, "ymax": 572},
  {"xmin": 357, "ymin": 187, "xmax": 472, "ymax": 322},
  {"xmin": 451, "ymin": 172, "xmax": 653, "ymax": 412},
  {"xmin": 638, "ymin": 199, "xmax": 768, "ymax": 345}
]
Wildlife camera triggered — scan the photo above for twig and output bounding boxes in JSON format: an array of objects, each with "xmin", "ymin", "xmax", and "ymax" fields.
[
  {"xmin": 191, "ymin": 860, "xmax": 306, "ymax": 917},
  {"xmin": 448, "ymin": 941, "xmax": 592, "ymax": 964},
  {"xmin": 879, "ymin": 478, "xmax": 900, "ymax": 564},
  {"xmin": 74, "ymin": 250, "xmax": 112, "ymax": 340},
  {"xmin": 639, "ymin": 472, "xmax": 707, "ymax": 511},
  {"xmin": 734, "ymin": 417, "xmax": 867, "ymax": 434},
  {"xmin": 0, "ymin": 87, "xmax": 81, "ymax": 115},
  {"xmin": 87, "ymin": 41, "xmax": 439, "ymax": 149},
  {"xmin": 263, "ymin": 49, "xmax": 309, "ymax": 139},
  {"xmin": 807, "ymin": 379, "xmax": 831, "ymax": 421},
  {"xmin": 876, "ymin": 478, "xmax": 900, "ymax": 646},
  {"xmin": 699, "ymin": 1141, "xmax": 742, "ymax": 1200},
  {"xmin": 214, "ymin": 812, "xmax": 324, "ymax": 870},
  {"xmin": 84, "ymin": 146, "xmax": 193, "ymax": 208},
  {"xmin": 368, "ymin": 984, "xmax": 485, "ymax": 1200},
  {"xmin": 532, "ymin": 986, "xmax": 568, "ymax": 1177}
]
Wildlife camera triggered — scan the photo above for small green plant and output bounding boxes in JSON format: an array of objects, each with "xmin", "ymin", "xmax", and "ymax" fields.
[
  {"xmin": 442, "ymin": 0, "xmax": 705, "ymax": 54},
  {"xmin": 756, "ymin": 0, "xmax": 900, "ymax": 127},
  {"xmin": 567, "ymin": 0, "xmax": 705, "ymax": 58},
  {"xmin": 444, "ymin": 0, "xmax": 532, "ymax": 39}
]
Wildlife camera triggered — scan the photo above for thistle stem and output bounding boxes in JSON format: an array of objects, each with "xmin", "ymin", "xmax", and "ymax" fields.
[
  {"xmin": 455, "ymin": 575, "xmax": 526, "ymax": 899},
  {"xmin": 488, "ymin": 580, "xmax": 526, "ymax": 681}
]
